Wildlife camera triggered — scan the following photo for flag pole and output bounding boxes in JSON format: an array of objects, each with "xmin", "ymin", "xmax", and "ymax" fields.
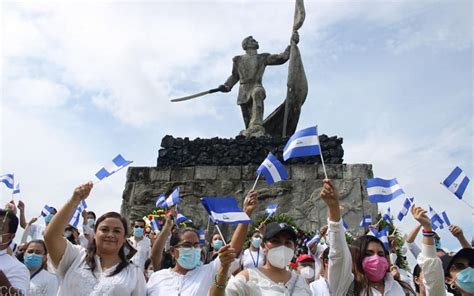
[
  {"xmin": 214, "ymin": 224, "xmax": 227, "ymax": 245},
  {"xmin": 316, "ymin": 125, "xmax": 328, "ymax": 179},
  {"xmin": 461, "ymin": 199, "xmax": 474, "ymax": 209},
  {"xmin": 391, "ymin": 225, "xmax": 398, "ymax": 236},
  {"xmin": 251, "ymin": 174, "xmax": 261, "ymax": 191}
]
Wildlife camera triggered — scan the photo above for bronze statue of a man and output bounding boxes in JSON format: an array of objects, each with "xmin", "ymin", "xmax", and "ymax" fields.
[{"xmin": 219, "ymin": 33, "xmax": 299, "ymax": 137}]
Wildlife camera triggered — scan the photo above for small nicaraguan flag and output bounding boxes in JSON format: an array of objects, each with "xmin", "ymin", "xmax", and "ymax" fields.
[
  {"xmin": 160, "ymin": 188, "xmax": 180, "ymax": 208},
  {"xmin": 397, "ymin": 197, "xmax": 414, "ymax": 221},
  {"xmin": 441, "ymin": 211, "xmax": 451, "ymax": 226},
  {"xmin": 13, "ymin": 183, "xmax": 20, "ymax": 195},
  {"xmin": 265, "ymin": 204, "xmax": 278, "ymax": 217},
  {"xmin": 377, "ymin": 227, "xmax": 390, "ymax": 251},
  {"xmin": 198, "ymin": 230, "xmax": 206, "ymax": 245},
  {"xmin": 442, "ymin": 166, "xmax": 470, "ymax": 200},
  {"xmin": 150, "ymin": 217, "xmax": 161, "ymax": 231},
  {"xmin": 365, "ymin": 178, "xmax": 405, "ymax": 203},
  {"xmin": 201, "ymin": 197, "xmax": 251, "ymax": 224},
  {"xmin": 342, "ymin": 220, "xmax": 349, "ymax": 230},
  {"xmin": 367, "ymin": 226, "xmax": 378, "ymax": 237},
  {"xmin": 41, "ymin": 205, "xmax": 55, "ymax": 217},
  {"xmin": 306, "ymin": 234, "xmax": 320, "ymax": 247},
  {"xmin": 0, "ymin": 174, "xmax": 14, "ymax": 189},
  {"xmin": 283, "ymin": 126, "xmax": 320, "ymax": 161},
  {"xmin": 257, "ymin": 153, "xmax": 288, "ymax": 185},
  {"xmin": 429, "ymin": 206, "xmax": 444, "ymax": 231},
  {"xmin": 69, "ymin": 208, "xmax": 82, "ymax": 228},
  {"xmin": 95, "ymin": 154, "xmax": 133, "ymax": 180},
  {"xmin": 382, "ymin": 208, "xmax": 392, "ymax": 223},
  {"xmin": 176, "ymin": 213, "xmax": 192, "ymax": 224},
  {"xmin": 359, "ymin": 215, "xmax": 372, "ymax": 227},
  {"xmin": 155, "ymin": 193, "xmax": 166, "ymax": 208}
]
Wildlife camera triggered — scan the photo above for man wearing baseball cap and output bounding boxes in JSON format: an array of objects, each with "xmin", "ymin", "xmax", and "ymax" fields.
[{"xmin": 296, "ymin": 254, "xmax": 316, "ymax": 284}]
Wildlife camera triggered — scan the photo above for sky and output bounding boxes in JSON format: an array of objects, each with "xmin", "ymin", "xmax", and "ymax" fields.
[{"xmin": 1, "ymin": 0, "xmax": 472, "ymax": 251}]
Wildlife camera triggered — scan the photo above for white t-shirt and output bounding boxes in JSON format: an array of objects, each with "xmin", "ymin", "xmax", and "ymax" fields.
[
  {"xmin": 54, "ymin": 241, "xmax": 146, "ymax": 296},
  {"xmin": 241, "ymin": 248, "xmax": 265, "ymax": 269},
  {"xmin": 0, "ymin": 249, "xmax": 30, "ymax": 294},
  {"xmin": 27, "ymin": 224, "xmax": 46, "ymax": 241},
  {"xmin": 129, "ymin": 236, "xmax": 151, "ymax": 270},
  {"xmin": 29, "ymin": 268, "xmax": 59, "ymax": 296},
  {"xmin": 147, "ymin": 257, "xmax": 240, "ymax": 296},
  {"xmin": 225, "ymin": 268, "xmax": 311, "ymax": 296},
  {"xmin": 309, "ymin": 278, "xmax": 330, "ymax": 296}
]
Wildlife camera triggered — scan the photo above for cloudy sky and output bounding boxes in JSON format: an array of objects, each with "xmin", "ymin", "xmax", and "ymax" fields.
[{"xmin": 1, "ymin": 0, "xmax": 472, "ymax": 250}]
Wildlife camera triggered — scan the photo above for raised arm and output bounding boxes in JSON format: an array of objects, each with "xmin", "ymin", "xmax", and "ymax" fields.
[
  {"xmin": 209, "ymin": 245, "xmax": 236, "ymax": 296},
  {"xmin": 412, "ymin": 205, "xmax": 447, "ymax": 296},
  {"xmin": 449, "ymin": 225, "xmax": 472, "ymax": 249},
  {"xmin": 229, "ymin": 190, "xmax": 258, "ymax": 256},
  {"xmin": 17, "ymin": 201, "xmax": 27, "ymax": 229},
  {"xmin": 406, "ymin": 224, "xmax": 422, "ymax": 243},
  {"xmin": 44, "ymin": 182, "xmax": 93, "ymax": 267},
  {"xmin": 320, "ymin": 179, "xmax": 353, "ymax": 295},
  {"xmin": 150, "ymin": 210, "xmax": 175, "ymax": 271}
]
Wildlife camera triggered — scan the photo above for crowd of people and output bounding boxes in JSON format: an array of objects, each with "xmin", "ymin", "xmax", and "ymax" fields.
[{"xmin": 0, "ymin": 179, "xmax": 472, "ymax": 295}]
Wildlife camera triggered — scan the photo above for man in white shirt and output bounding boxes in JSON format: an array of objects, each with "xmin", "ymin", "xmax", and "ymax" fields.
[
  {"xmin": 0, "ymin": 209, "xmax": 30, "ymax": 295},
  {"xmin": 129, "ymin": 219, "xmax": 151, "ymax": 270},
  {"xmin": 18, "ymin": 200, "xmax": 57, "ymax": 241}
]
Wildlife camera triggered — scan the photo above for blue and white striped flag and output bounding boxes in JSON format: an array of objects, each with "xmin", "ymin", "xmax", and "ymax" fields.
[
  {"xmin": 342, "ymin": 220, "xmax": 349, "ymax": 230},
  {"xmin": 41, "ymin": 205, "xmax": 55, "ymax": 217},
  {"xmin": 201, "ymin": 197, "xmax": 251, "ymax": 224},
  {"xmin": 359, "ymin": 215, "xmax": 372, "ymax": 227},
  {"xmin": 265, "ymin": 204, "xmax": 278, "ymax": 217},
  {"xmin": 306, "ymin": 234, "xmax": 320, "ymax": 247},
  {"xmin": 397, "ymin": 197, "xmax": 414, "ymax": 221},
  {"xmin": 150, "ymin": 217, "xmax": 161, "ymax": 232},
  {"xmin": 429, "ymin": 206, "xmax": 444, "ymax": 231},
  {"xmin": 377, "ymin": 227, "xmax": 390, "ymax": 251},
  {"xmin": 69, "ymin": 200, "xmax": 88, "ymax": 228},
  {"xmin": 13, "ymin": 183, "xmax": 20, "ymax": 195},
  {"xmin": 442, "ymin": 166, "xmax": 470, "ymax": 200},
  {"xmin": 198, "ymin": 230, "xmax": 206, "ymax": 245},
  {"xmin": 0, "ymin": 174, "xmax": 14, "ymax": 189},
  {"xmin": 365, "ymin": 178, "xmax": 405, "ymax": 203},
  {"xmin": 367, "ymin": 226, "xmax": 378, "ymax": 237},
  {"xmin": 441, "ymin": 211, "xmax": 451, "ymax": 226},
  {"xmin": 159, "ymin": 188, "xmax": 180, "ymax": 208},
  {"xmin": 257, "ymin": 153, "xmax": 288, "ymax": 185},
  {"xmin": 155, "ymin": 193, "xmax": 166, "ymax": 208},
  {"xmin": 283, "ymin": 126, "xmax": 320, "ymax": 161},
  {"xmin": 95, "ymin": 154, "xmax": 133, "ymax": 180},
  {"xmin": 176, "ymin": 213, "xmax": 192, "ymax": 224},
  {"xmin": 382, "ymin": 208, "xmax": 392, "ymax": 223}
]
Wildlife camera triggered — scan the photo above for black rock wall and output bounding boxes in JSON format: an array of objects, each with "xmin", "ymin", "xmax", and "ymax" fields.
[{"xmin": 157, "ymin": 135, "xmax": 343, "ymax": 167}]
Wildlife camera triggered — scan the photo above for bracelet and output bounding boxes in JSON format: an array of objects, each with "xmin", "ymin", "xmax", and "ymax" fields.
[
  {"xmin": 422, "ymin": 229, "xmax": 435, "ymax": 237},
  {"xmin": 214, "ymin": 274, "xmax": 228, "ymax": 289}
]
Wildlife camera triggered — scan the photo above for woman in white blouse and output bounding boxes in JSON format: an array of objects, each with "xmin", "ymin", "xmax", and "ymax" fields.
[{"xmin": 44, "ymin": 182, "xmax": 146, "ymax": 296}]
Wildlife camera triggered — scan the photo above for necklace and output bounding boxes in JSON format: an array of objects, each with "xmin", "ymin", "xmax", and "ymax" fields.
[{"xmin": 249, "ymin": 249, "xmax": 260, "ymax": 268}]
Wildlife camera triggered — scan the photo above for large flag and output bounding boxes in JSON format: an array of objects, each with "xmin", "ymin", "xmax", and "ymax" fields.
[
  {"xmin": 201, "ymin": 197, "xmax": 251, "ymax": 224},
  {"xmin": 397, "ymin": 197, "xmax": 414, "ymax": 221},
  {"xmin": 95, "ymin": 154, "xmax": 133, "ymax": 180},
  {"xmin": 365, "ymin": 178, "xmax": 405, "ymax": 203},
  {"xmin": 382, "ymin": 208, "xmax": 392, "ymax": 223},
  {"xmin": 283, "ymin": 126, "xmax": 320, "ymax": 161},
  {"xmin": 257, "ymin": 153, "xmax": 288, "ymax": 185},
  {"xmin": 155, "ymin": 193, "xmax": 166, "ymax": 208},
  {"xmin": 429, "ymin": 206, "xmax": 444, "ymax": 231},
  {"xmin": 13, "ymin": 183, "xmax": 20, "ymax": 195},
  {"xmin": 0, "ymin": 174, "xmax": 14, "ymax": 189},
  {"xmin": 442, "ymin": 166, "xmax": 470, "ymax": 200},
  {"xmin": 176, "ymin": 213, "xmax": 192, "ymax": 224},
  {"xmin": 265, "ymin": 204, "xmax": 278, "ymax": 217},
  {"xmin": 41, "ymin": 205, "xmax": 55, "ymax": 217},
  {"xmin": 359, "ymin": 215, "xmax": 372, "ymax": 228},
  {"xmin": 159, "ymin": 188, "xmax": 180, "ymax": 208}
]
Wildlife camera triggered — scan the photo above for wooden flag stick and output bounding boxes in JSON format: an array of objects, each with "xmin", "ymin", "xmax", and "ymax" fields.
[
  {"xmin": 215, "ymin": 224, "xmax": 227, "ymax": 245},
  {"xmin": 251, "ymin": 174, "xmax": 261, "ymax": 191}
]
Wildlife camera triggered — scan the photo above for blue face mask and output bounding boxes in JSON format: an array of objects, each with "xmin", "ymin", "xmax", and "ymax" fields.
[
  {"xmin": 456, "ymin": 267, "xmax": 474, "ymax": 293},
  {"xmin": 177, "ymin": 247, "xmax": 201, "ymax": 270},
  {"xmin": 251, "ymin": 238, "xmax": 262, "ymax": 248},
  {"xmin": 87, "ymin": 218, "xmax": 95, "ymax": 228},
  {"xmin": 213, "ymin": 240, "xmax": 223, "ymax": 251},
  {"xmin": 24, "ymin": 253, "xmax": 43, "ymax": 271},
  {"xmin": 133, "ymin": 227, "xmax": 144, "ymax": 237},
  {"xmin": 44, "ymin": 214, "xmax": 53, "ymax": 223}
]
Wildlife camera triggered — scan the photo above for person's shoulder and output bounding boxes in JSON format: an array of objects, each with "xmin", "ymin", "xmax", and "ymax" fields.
[
  {"xmin": 236, "ymin": 269, "xmax": 250, "ymax": 281},
  {"xmin": 3, "ymin": 255, "xmax": 29, "ymax": 275}
]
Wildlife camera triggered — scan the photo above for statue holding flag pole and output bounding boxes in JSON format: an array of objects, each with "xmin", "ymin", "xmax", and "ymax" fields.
[{"xmin": 171, "ymin": 0, "xmax": 308, "ymax": 138}]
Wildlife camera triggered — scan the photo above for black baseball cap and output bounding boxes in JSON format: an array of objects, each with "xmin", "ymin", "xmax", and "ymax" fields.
[
  {"xmin": 445, "ymin": 248, "xmax": 474, "ymax": 275},
  {"xmin": 263, "ymin": 222, "xmax": 297, "ymax": 242}
]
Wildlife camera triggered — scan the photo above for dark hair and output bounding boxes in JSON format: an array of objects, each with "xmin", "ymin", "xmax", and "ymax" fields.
[
  {"xmin": 25, "ymin": 240, "xmax": 48, "ymax": 270},
  {"xmin": 84, "ymin": 212, "xmax": 129, "ymax": 277},
  {"xmin": 0, "ymin": 209, "xmax": 19, "ymax": 234},
  {"xmin": 351, "ymin": 235, "xmax": 416, "ymax": 296},
  {"xmin": 413, "ymin": 264, "xmax": 421, "ymax": 293},
  {"xmin": 170, "ymin": 227, "xmax": 200, "ymax": 247},
  {"xmin": 134, "ymin": 219, "xmax": 145, "ymax": 225},
  {"xmin": 88, "ymin": 211, "xmax": 96, "ymax": 220}
]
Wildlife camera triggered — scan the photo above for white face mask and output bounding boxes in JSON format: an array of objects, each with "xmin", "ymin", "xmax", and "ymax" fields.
[
  {"xmin": 389, "ymin": 253, "xmax": 398, "ymax": 264},
  {"xmin": 266, "ymin": 245, "xmax": 294, "ymax": 269},
  {"xmin": 300, "ymin": 266, "xmax": 315, "ymax": 280}
]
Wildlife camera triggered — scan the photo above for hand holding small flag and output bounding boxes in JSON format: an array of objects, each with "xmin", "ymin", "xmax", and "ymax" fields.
[
  {"xmin": 243, "ymin": 190, "xmax": 258, "ymax": 215},
  {"xmin": 410, "ymin": 205, "xmax": 432, "ymax": 231}
]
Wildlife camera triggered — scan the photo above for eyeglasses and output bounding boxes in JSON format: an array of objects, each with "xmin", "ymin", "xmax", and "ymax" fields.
[{"xmin": 134, "ymin": 225, "xmax": 145, "ymax": 228}]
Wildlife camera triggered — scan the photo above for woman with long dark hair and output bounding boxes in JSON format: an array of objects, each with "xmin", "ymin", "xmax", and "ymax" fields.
[{"xmin": 44, "ymin": 182, "xmax": 146, "ymax": 295}]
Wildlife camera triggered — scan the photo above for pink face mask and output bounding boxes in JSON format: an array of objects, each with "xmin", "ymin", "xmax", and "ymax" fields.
[{"xmin": 362, "ymin": 255, "xmax": 389, "ymax": 282}]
